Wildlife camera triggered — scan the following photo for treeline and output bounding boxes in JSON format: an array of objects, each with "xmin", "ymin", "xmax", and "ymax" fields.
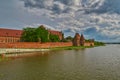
[
  {"xmin": 94, "ymin": 41, "xmax": 105, "ymax": 46},
  {"xmin": 62, "ymin": 36, "xmax": 73, "ymax": 42},
  {"xmin": 21, "ymin": 25, "xmax": 60, "ymax": 42}
]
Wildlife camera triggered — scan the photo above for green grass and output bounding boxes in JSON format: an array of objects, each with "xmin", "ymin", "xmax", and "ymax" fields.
[
  {"xmin": 94, "ymin": 44, "xmax": 106, "ymax": 47},
  {"xmin": 50, "ymin": 46, "xmax": 94, "ymax": 51}
]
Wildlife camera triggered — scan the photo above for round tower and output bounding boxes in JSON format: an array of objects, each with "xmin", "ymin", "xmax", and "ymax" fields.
[
  {"xmin": 72, "ymin": 33, "xmax": 81, "ymax": 46},
  {"xmin": 80, "ymin": 34, "xmax": 85, "ymax": 46}
]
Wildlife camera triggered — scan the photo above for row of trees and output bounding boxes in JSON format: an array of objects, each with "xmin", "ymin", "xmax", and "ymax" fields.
[
  {"xmin": 62, "ymin": 36, "xmax": 73, "ymax": 42},
  {"xmin": 94, "ymin": 41, "xmax": 105, "ymax": 46},
  {"xmin": 21, "ymin": 25, "xmax": 60, "ymax": 42}
]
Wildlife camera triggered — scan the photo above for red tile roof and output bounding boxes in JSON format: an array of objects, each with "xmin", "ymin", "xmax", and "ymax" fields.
[{"xmin": 0, "ymin": 28, "xmax": 23, "ymax": 37}]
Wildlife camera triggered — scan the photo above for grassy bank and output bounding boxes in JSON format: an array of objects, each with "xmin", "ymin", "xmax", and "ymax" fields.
[
  {"xmin": 50, "ymin": 46, "xmax": 94, "ymax": 51},
  {"xmin": 94, "ymin": 44, "xmax": 105, "ymax": 47},
  {"xmin": 51, "ymin": 43, "xmax": 105, "ymax": 51},
  {"xmin": 94, "ymin": 41, "xmax": 105, "ymax": 46},
  {"xmin": 0, "ymin": 45, "xmax": 104, "ymax": 61}
]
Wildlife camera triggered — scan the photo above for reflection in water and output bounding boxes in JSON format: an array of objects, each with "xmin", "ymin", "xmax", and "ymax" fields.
[{"xmin": 0, "ymin": 45, "xmax": 120, "ymax": 80}]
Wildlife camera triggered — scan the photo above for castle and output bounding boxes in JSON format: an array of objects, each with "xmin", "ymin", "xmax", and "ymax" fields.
[
  {"xmin": 0, "ymin": 26, "xmax": 94, "ymax": 47},
  {"xmin": 0, "ymin": 26, "xmax": 63, "ymax": 43},
  {"xmin": 72, "ymin": 33, "xmax": 94, "ymax": 46}
]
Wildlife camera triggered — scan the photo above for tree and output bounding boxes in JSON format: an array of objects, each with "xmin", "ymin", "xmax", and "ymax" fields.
[
  {"xmin": 49, "ymin": 34, "xmax": 60, "ymax": 42},
  {"xmin": 21, "ymin": 25, "xmax": 49, "ymax": 42},
  {"xmin": 94, "ymin": 41, "xmax": 105, "ymax": 46},
  {"xmin": 21, "ymin": 25, "xmax": 62, "ymax": 42},
  {"xmin": 36, "ymin": 26, "xmax": 49, "ymax": 42},
  {"xmin": 65, "ymin": 36, "xmax": 73, "ymax": 42},
  {"xmin": 61, "ymin": 36, "xmax": 73, "ymax": 42},
  {"xmin": 21, "ymin": 27, "xmax": 38, "ymax": 42}
]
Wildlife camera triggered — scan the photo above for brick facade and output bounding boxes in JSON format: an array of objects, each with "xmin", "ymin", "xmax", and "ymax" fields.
[
  {"xmin": 0, "ymin": 37, "xmax": 20, "ymax": 43},
  {"xmin": 0, "ymin": 28, "xmax": 22, "ymax": 43}
]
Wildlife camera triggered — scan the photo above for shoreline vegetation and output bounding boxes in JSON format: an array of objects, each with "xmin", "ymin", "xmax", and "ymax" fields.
[
  {"xmin": 0, "ymin": 43, "xmax": 104, "ymax": 54},
  {"xmin": 0, "ymin": 42, "xmax": 105, "ymax": 54},
  {"xmin": 94, "ymin": 41, "xmax": 105, "ymax": 46},
  {"xmin": 51, "ymin": 42, "xmax": 105, "ymax": 51},
  {"xmin": 0, "ymin": 43, "xmax": 105, "ymax": 61},
  {"xmin": 51, "ymin": 46, "xmax": 93, "ymax": 51}
]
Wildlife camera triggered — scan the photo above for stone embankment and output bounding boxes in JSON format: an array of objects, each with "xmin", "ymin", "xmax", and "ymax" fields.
[
  {"xmin": 0, "ymin": 48, "xmax": 50, "ymax": 54},
  {"xmin": 0, "ymin": 42, "xmax": 72, "ymax": 49}
]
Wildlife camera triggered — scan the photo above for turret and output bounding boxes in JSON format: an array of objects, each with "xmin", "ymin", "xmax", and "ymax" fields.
[
  {"xmin": 80, "ymin": 34, "xmax": 85, "ymax": 46},
  {"xmin": 72, "ymin": 33, "xmax": 81, "ymax": 46}
]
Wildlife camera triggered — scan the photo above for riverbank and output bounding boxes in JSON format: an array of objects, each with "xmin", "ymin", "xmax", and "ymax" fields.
[
  {"xmin": 94, "ymin": 41, "xmax": 105, "ymax": 46},
  {"xmin": 50, "ymin": 46, "xmax": 94, "ymax": 51},
  {"xmin": 0, "ymin": 46, "xmax": 92, "ymax": 61},
  {"xmin": 0, "ymin": 48, "xmax": 50, "ymax": 54},
  {"xmin": 0, "ymin": 48, "xmax": 50, "ymax": 61},
  {"xmin": 0, "ymin": 44, "xmax": 104, "ymax": 54},
  {"xmin": 0, "ymin": 45, "xmax": 104, "ymax": 61}
]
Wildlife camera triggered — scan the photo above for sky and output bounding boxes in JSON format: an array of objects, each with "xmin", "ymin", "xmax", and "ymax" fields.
[{"xmin": 0, "ymin": 0, "xmax": 120, "ymax": 42}]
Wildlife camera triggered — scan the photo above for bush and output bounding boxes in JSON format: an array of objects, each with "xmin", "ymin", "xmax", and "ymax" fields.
[
  {"xmin": 49, "ymin": 34, "xmax": 60, "ymax": 42},
  {"xmin": 21, "ymin": 25, "xmax": 49, "ymax": 42},
  {"xmin": 94, "ymin": 41, "xmax": 105, "ymax": 46}
]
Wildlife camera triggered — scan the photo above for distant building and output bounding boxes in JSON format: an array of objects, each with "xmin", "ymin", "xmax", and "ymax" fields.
[
  {"xmin": 72, "ymin": 33, "xmax": 94, "ymax": 46},
  {"xmin": 0, "ymin": 27, "xmax": 63, "ymax": 43}
]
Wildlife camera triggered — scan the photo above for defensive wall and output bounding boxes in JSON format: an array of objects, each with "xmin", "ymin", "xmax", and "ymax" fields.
[
  {"xmin": 0, "ymin": 41, "xmax": 94, "ymax": 49},
  {"xmin": 0, "ymin": 42, "xmax": 72, "ymax": 49}
]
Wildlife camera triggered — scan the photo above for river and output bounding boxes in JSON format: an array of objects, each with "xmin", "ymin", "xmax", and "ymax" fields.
[{"xmin": 0, "ymin": 44, "xmax": 120, "ymax": 80}]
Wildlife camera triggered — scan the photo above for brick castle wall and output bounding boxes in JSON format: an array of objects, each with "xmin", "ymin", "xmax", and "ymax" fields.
[{"xmin": 0, "ymin": 42, "xmax": 72, "ymax": 48}]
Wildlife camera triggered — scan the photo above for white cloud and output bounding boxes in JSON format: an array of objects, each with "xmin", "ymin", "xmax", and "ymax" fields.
[{"xmin": 20, "ymin": 0, "xmax": 120, "ymax": 42}]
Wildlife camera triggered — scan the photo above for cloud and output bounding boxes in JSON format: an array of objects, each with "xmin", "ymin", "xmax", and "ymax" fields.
[
  {"xmin": 20, "ymin": 0, "xmax": 120, "ymax": 42},
  {"xmin": 21, "ymin": 0, "xmax": 103, "ymax": 15},
  {"xmin": 24, "ymin": 23, "xmax": 56, "ymax": 30},
  {"xmin": 85, "ymin": 0, "xmax": 120, "ymax": 14},
  {"xmin": 22, "ymin": 0, "xmax": 120, "ymax": 15}
]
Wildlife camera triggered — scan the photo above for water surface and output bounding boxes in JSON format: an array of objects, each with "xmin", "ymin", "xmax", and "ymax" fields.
[{"xmin": 0, "ymin": 45, "xmax": 120, "ymax": 80}]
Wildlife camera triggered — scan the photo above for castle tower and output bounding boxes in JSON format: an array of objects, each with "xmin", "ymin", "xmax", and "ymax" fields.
[
  {"xmin": 80, "ymin": 34, "xmax": 85, "ymax": 46},
  {"xmin": 72, "ymin": 33, "xmax": 81, "ymax": 46}
]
